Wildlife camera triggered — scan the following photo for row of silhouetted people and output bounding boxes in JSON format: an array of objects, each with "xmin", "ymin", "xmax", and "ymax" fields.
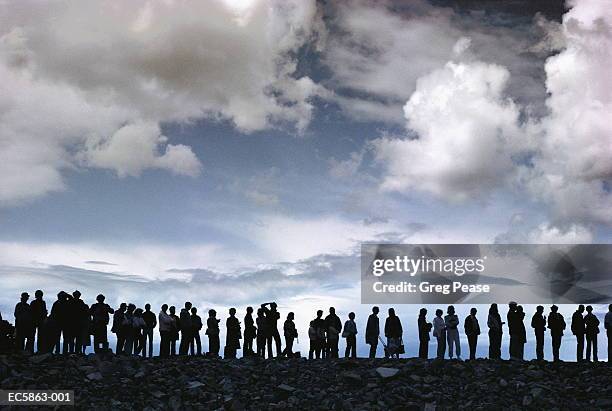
[{"xmin": 7, "ymin": 290, "xmax": 612, "ymax": 362}]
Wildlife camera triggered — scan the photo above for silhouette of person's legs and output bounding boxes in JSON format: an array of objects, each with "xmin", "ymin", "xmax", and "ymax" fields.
[
  {"xmin": 468, "ymin": 335, "xmax": 477, "ymax": 360},
  {"xmin": 552, "ymin": 334, "xmax": 562, "ymax": 361},
  {"xmin": 368, "ymin": 342, "xmax": 377, "ymax": 359},
  {"xmin": 193, "ymin": 332, "xmax": 202, "ymax": 355},
  {"xmin": 447, "ymin": 329, "xmax": 460, "ymax": 359},
  {"xmin": 345, "ymin": 336, "xmax": 356, "ymax": 358},
  {"xmin": 437, "ymin": 332, "xmax": 446, "ymax": 359},
  {"xmin": 283, "ymin": 336, "xmax": 294, "ymax": 357},
  {"xmin": 418, "ymin": 339, "xmax": 428, "ymax": 359},
  {"xmin": 272, "ymin": 329, "xmax": 282, "ymax": 357},
  {"xmin": 535, "ymin": 329, "xmax": 544, "ymax": 360},
  {"xmin": 266, "ymin": 336, "xmax": 273, "ymax": 358},
  {"xmin": 576, "ymin": 333, "xmax": 584, "ymax": 362},
  {"xmin": 586, "ymin": 334, "xmax": 598, "ymax": 362}
]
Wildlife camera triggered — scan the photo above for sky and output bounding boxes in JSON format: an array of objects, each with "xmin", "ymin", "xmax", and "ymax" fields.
[{"xmin": 0, "ymin": 0, "xmax": 611, "ymax": 360}]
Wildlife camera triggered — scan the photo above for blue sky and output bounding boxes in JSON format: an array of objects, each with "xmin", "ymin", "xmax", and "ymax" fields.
[{"xmin": 0, "ymin": 0, "xmax": 610, "ymax": 360}]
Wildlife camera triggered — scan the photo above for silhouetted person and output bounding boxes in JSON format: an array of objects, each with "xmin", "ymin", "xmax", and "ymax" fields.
[
  {"xmin": 445, "ymin": 306, "xmax": 460, "ymax": 360},
  {"xmin": 142, "ymin": 303, "xmax": 157, "ymax": 358},
  {"xmin": 433, "ymin": 309, "xmax": 446, "ymax": 359},
  {"xmin": 90, "ymin": 294, "xmax": 114, "ymax": 353},
  {"xmin": 158, "ymin": 304, "xmax": 173, "ymax": 357},
  {"xmin": 50, "ymin": 291, "xmax": 71, "ymax": 354},
  {"xmin": 206, "ymin": 309, "xmax": 220, "ymax": 358},
  {"xmin": 111, "ymin": 303, "xmax": 127, "ymax": 354},
  {"xmin": 418, "ymin": 308, "xmax": 432, "ymax": 359},
  {"xmin": 487, "ymin": 303, "xmax": 503, "ymax": 360},
  {"xmin": 243, "ymin": 306, "xmax": 256, "ymax": 357},
  {"xmin": 571, "ymin": 305, "xmax": 586, "ymax": 362},
  {"xmin": 308, "ymin": 320, "xmax": 317, "ymax": 359},
  {"xmin": 71, "ymin": 291, "xmax": 90, "ymax": 354},
  {"xmin": 343, "ymin": 312, "xmax": 357, "ymax": 359},
  {"xmin": 325, "ymin": 307, "xmax": 342, "ymax": 358},
  {"xmin": 30, "ymin": 290, "xmax": 47, "ymax": 353},
  {"xmin": 132, "ymin": 308, "xmax": 146, "ymax": 355},
  {"xmin": 123, "ymin": 304, "xmax": 136, "ymax": 355},
  {"xmin": 169, "ymin": 306, "xmax": 180, "ymax": 356},
  {"xmin": 584, "ymin": 305, "xmax": 599, "ymax": 362},
  {"xmin": 464, "ymin": 308, "xmax": 480, "ymax": 360},
  {"xmin": 385, "ymin": 308, "xmax": 403, "ymax": 359},
  {"xmin": 282, "ymin": 312, "xmax": 298, "ymax": 358},
  {"xmin": 14, "ymin": 292, "xmax": 34, "ymax": 353},
  {"xmin": 507, "ymin": 301, "xmax": 520, "ymax": 360},
  {"xmin": 179, "ymin": 302, "xmax": 193, "ymax": 355},
  {"xmin": 548, "ymin": 305, "xmax": 566, "ymax": 362},
  {"xmin": 531, "ymin": 305, "xmax": 546, "ymax": 361},
  {"xmin": 516, "ymin": 305, "xmax": 526, "ymax": 360},
  {"xmin": 606, "ymin": 304, "xmax": 612, "ymax": 363},
  {"xmin": 365, "ymin": 306, "xmax": 380, "ymax": 358},
  {"xmin": 224, "ymin": 308, "xmax": 241, "ymax": 359},
  {"xmin": 261, "ymin": 302, "xmax": 281, "ymax": 358},
  {"xmin": 256, "ymin": 308, "xmax": 268, "ymax": 358},
  {"xmin": 310, "ymin": 310, "xmax": 326, "ymax": 359},
  {"xmin": 191, "ymin": 307, "xmax": 203, "ymax": 356}
]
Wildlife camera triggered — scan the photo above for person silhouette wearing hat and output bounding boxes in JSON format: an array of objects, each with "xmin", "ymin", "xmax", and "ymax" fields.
[
  {"xmin": 548, "ymin": 305, "xmax": 566, "ymax": 362},
  {"xmin": 14, "ymin": 292, "xmax": 34, "ymax": 353}
]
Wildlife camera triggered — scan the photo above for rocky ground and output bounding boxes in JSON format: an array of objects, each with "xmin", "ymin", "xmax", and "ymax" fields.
[{"xmin": 1, "ymin": 353, "xmax": 611, "ymax": 410}]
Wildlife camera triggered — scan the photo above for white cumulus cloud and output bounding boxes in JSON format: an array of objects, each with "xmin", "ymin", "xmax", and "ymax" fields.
[{"xmin": 374, "ymin": 60, "xmax": 527, "ymax": 201}]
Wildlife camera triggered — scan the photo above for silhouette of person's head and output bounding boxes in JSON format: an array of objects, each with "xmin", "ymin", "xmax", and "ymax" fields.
[
  {"xmin": 209, "ymin": 309, "xmax": 216, "ymax": 318},
  {"xmin": 388, "ymin": 308, "xmax": 395, "ymax": 317},
  {"xmin": 490, "ymin": 303, "xmax": 498, "ymax": 314},
  {"xmin": 57, "ymin": 292, "xmax": 64, "ymax": 300},
  {"xmin": 97, "ymin": 294, "xmax": 105, "ymax": 303},
  {"xmin": 35, "ymin": 290, "xmax": 43, "ymax": 299},
  {"xmin": 161, "ymin": 304, "xmax": 168, "ymax": 312},
  {"xmin": 73, "ymin": 290, "xmax": 81, "ymax": 299},
  {"xmin": 191, "ymin": 307, "xmax": 197, "ymax": 315},
  {"xmin": 185, "ymin": 302, "xmax": 192, "ymax": 310},
  {"xmin": 578, "ymin": 304, "xmax": 585, "ymax": 313},
  {"xmin": 586, "ymin": 305, "xmax": 593, "ymax": 313},
  {"xmin": 247, "ymin": 306, "xmax": 253, "ymax": 314},
  {"xmin": 509, "ymin": 301, "xmax": 517, "ymax": 311},
  {"xmin": 145, "ymin": 303, "xmax": 151, "ymax": 311},
  {"xmin": 419, "ymin": 308, "xmax": 427, "ymax": 317},
  {"xmin": 229, "ymin": 308, "xmax": 236, "ymax": 317},
  {"xmin": 119, "ymin": 302, "xmax": 127, "ymax": 312},
  {"xmin": 257, "ymin": 308, "xmax": 264, "ymax": 317},
  {"xmin": 536, "ymin": 305, "xmax": 544, "ymax": 313},
  {"xmin": 447, "ymin": 305, "xmax": 455, "ymax": 315},
  {"xmin": 436, "ymin": 309, "xmax": 443, "ymax": 317},
  {"xmin": 609, "ymin": 304, "xmax": 612, "ymax": 312},
  {"xmin": 287, "ymin": 312, "xmax": 294, "ymax": 320},
  {"xmin": 372, "ymin": 306, "xmax": 379, "ymax": 315},
  {"xmin": 310, "ymin": 320, "xmax": 315, "ymax": 328},
  {"xmin": 169, "ymin": 306, "xmax": 176, "ymax": 315},
  {"xmin": 20, "ymin": 292, "xmax": 29, "ymax": 302},
  {"xmin": 349, "ymin": 312, "xmax": 355, "ymax": 320},
  {"xmin": 127, "ymin": 303, "xmax": 135, "ymax": 313},
  {"xmin": 316, "ymin": 310, "xmax": 323, "ymax": 319},
  {"xmin": 135, "ymin": 308, "xmax": 143, "ymax": 317},
  {"xmin": 329, "ymin": 307, "xmax": 335, "ymax": 315},
  {"xmin": 551, "ymin": 305, "xmax": 558, "ymax": 313},
  {"xmin": 517, "ymin": 306, "xmax": 523, "ymax": 314},
  {"xmin": 470, "ymin": 308, "xmax": 477, "ymax": 316},
  {"xmin": 270, "ymin": 302, "xmax": 277, "ymax": 311}
]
